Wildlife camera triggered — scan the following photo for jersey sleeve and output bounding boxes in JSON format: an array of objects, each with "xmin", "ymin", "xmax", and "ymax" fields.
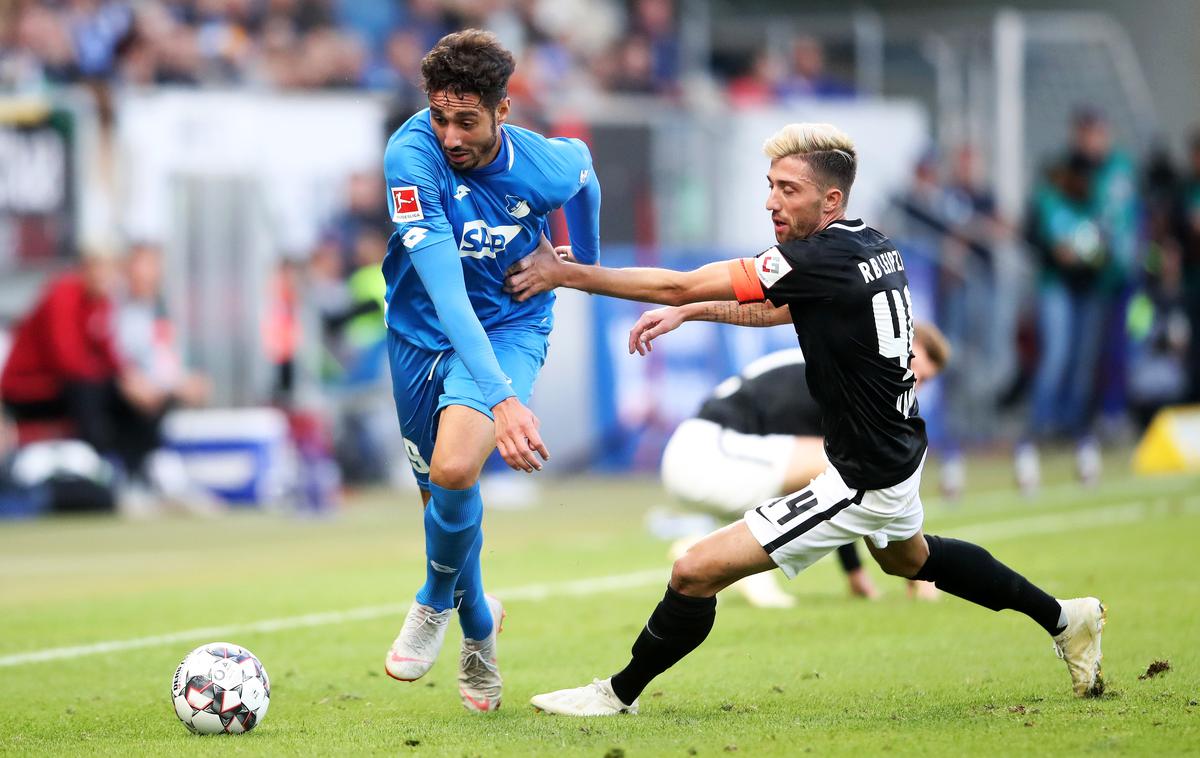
[
  {"xmin": 740, "ymin": 241, "xmax": 833, "ymax": 306},
  {"xmin": 554, "ymin": 138, "xmax": 601, "ymax": 265},
  {"xmin": 384, "ymin": 139, "xmax": 454, "ymax": 253}
]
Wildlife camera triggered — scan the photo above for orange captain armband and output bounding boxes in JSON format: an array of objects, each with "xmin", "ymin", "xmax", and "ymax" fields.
[{"xmin": 727, "ymin": 258, "xmax": 765, "ymax": 303}]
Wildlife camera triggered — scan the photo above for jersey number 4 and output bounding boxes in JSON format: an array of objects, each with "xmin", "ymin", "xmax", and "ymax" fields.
[{"xmin": 871, "ymin": 286, "xmax": 917, "ymax": 417}]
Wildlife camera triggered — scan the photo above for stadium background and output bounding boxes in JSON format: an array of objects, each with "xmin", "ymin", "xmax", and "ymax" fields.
[
  {"xmin": 5, "ymin": 0, "xmax": 1198, "ymax": 505},
  {"xmin": 1, "ymin": 1, "xmax": 1199, "ymax": 754}
]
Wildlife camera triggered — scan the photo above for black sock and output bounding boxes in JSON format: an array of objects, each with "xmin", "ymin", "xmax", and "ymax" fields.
[
  {"xmin": 609, "ymin": 585, "xmax": 716, "ymax": 705},
  {"xmin": 914, "ymin": 535, "xmax": 1064, "ymax": 635},
  {"xmin": 837, "ymin": 542, "xmax": 862, "ymax": 573}
]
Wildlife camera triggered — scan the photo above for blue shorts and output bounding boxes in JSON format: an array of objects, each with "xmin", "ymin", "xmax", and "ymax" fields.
[{"xmin": 387, "ymin": 326, "xmax": 549, "ymax": 489}]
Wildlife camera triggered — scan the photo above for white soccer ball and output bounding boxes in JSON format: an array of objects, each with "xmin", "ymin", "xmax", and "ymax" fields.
[{"xmin": 171, "ymin": 642, "xmax": 270, "ymax": 734}]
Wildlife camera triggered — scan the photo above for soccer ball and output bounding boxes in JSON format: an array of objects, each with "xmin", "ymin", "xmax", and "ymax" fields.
[{"xmin": 171, "ymin": 642, "xmax": 270, "ymax": 734}]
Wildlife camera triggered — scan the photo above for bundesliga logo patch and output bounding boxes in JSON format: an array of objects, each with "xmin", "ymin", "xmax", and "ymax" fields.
[{"xmin": 391, "ymin": 186, "xmax": 424, "ymax": 222}]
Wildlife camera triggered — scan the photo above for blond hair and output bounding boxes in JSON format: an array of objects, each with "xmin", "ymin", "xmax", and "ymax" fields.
[
  {"xmin": 913, "ymin": 321, "xmax": 952, "ymax": 371},
  {"xmin": 763, "ymin": 123, "xmax": 857, "ymax": 205}
]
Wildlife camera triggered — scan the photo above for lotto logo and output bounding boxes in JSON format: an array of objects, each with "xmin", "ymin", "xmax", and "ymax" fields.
[
  {"xmin": 459, "ymin": 220, "xmax": 522, "ymax": 259},
  {"xmin": 402, "ymin": 227, "xmax": 428, "ymax": 249},
  {"xmin": 391, "ymin": 186, "xmax": 423, "ymax": 222}
]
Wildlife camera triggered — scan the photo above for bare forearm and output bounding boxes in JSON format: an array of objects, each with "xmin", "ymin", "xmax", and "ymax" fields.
[
  {"xmin": 558, "ymin": 261, "xmax": 734, "ymax": 306},
  {"xmin": 559, "ymin": 263, "xmax": 690, "ymax": 305},
  {"xmin": 682, "ymin": 301, "xmax": 790, "ymax": 327}
]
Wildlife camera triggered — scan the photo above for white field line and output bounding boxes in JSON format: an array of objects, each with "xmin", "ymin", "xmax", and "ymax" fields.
[
  {"xmin": 2, "ymin": 497, "xmax": 1197, "ymax": 669},
  {"xmin": 0, "ymin": 570, "xmax": 667, "ymax": 668}
]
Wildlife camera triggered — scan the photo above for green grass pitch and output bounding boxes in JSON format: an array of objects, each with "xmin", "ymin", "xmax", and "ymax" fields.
[{"xmin": 1, "ymin": 453, "xmax": 1197, "ymax": 756}]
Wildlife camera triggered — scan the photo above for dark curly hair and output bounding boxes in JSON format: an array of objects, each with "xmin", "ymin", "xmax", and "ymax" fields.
[{"xmin": 421, "ymin": 29, "xmax": 515, "ymax": 110}]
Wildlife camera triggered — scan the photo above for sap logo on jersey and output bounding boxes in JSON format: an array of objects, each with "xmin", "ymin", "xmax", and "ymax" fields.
[
  {"xmin": 459, "ymin": 220, "xmax": 522, "ymax": 259},
  {"xmin": 755, "ymin": 246, "xmax": 792, "ymax": 288},
  {"xmin": 391, "ymin": 186, "xmax": 423, "ymax": 222}
]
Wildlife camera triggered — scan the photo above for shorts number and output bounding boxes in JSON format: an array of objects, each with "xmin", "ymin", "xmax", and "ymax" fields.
[
  {"xmin": 871, "ymin": 286, "xmax": 917, "ymax": 417},
  {"xmin": 403, "ymin": 437, "xmax": 430, "ymax": 474},
  {"xmin": 757, "ymin": 488, "xmax": 818, "ymax": 528}
]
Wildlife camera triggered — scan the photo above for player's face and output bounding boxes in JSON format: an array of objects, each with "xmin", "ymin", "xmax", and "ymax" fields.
[
  {"xmin": 765, "ymin": 156, "xmax": 838, "ymax": 242},
  {"xmin": 428, "ymin": 90, "xmax": 510, "ymax": 170}
]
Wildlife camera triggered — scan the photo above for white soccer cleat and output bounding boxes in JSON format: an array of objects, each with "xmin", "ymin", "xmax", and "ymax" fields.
[
  {"xmin": 734, "ymin": 571, "xmax": 796, "ymax": 608},
  {"xmin": 459, "ymin": 594, "xmax": 505, "ymax": 712},
  {"xmin": 385, "ymin": 601, "xmax": 453, "ymax": 682},
  {"xmin": 1053, "ymin": 597, "xmax": 1107, "ymax": 697},
  {"xmin": 530, "ymin": 677, "xmax": 639, "ymax": 716}
]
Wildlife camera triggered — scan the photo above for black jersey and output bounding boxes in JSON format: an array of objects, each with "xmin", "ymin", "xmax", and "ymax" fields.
[
  {"xmin": 728, "ymin": 218, "xmax": 927, "ymax": 489},
  {"xmin": 695, "ymin": 349, "xmax": 824, "ymax": 437}
]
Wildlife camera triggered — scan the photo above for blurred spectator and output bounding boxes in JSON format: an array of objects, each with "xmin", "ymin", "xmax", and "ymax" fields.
[
  {"xmin": 726, "ymin": 50, "xmax": 781, "ymax": 109},
  {"xmin": 114, "ymin": 243, "xmax": 217, "ymax": 511},
  {"xmin": 313, "ymin": 226, "xmax": 388, "ymax": 387},
  {"xmin": 6, "ymin": 2, "xmax": 82, "ymax": 87},
  {"xmin": 262, "ymin": 257, "xmax": 302, "ymax": 403},
  {"xmin": 366, "ymin": 28, "xmax": 425, "ymax": 109},
  {"xmin": 1016, "ymin": 153, "xmax": 1109, "ymax": 492},
  {"xmin": 306, "ymin": 239, "xmax": 352, "ymax": 383},
  {"xmin": 1179, "ymin": 128, "xmax": 1200, "ymax": 401},
  {"xmin": 114, "ymin": 244, "xmax": 210, "ymax": 411},
  {"xmin": 403, "ymin": 0, "xmax": 454, "ymax": 52},
  {"xmin": 328, "ymin": 228, "xmax": 392, "ymax": 484},
  {"xmin": 67, "ymin": 0, "xmax": 134, "ymax": 79},
  {"xmin": 1070, "ymin": 109, "xmax": 1139, "ymax": 434},
  {"xmin": 776, "ymin": 35, "xmax": 855, "ymax": 101},
  {"xmin": 333, "ymin": 0, "xmax": 401, "ymax": 54},
  {"xmin": 629, "ymin": 0, "xmax": 679, "ymax": 93},
  {"xmin": 3, "ymin": 0, "xmax": 663, "ymax": 106},
  {"xmin": 337, "ymin": 229, "xmax": 388, "ymax": 383},
  {"xmin": 324, "ymin": 171, "xmax": 391, "ymax": 274},
  {"xmin": 0, "ymin": 243, "xmax": 162, "ymax": 481},
  {"xmin": 891, "ymin": 146, "xmax": 1010, "ymax": 498},
  {"xmin": 606, "ymin": 34, "xmax": 658, "ymax": 95},
  {"xmin": 1125, "ymin": 236, "xmax": 1189, "ymax": 426}
]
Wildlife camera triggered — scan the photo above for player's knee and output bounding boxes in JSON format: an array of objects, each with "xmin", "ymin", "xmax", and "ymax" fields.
[
  {"xmin": 670, "ymin": 551, "xmax": 718, "ymax": 596},
  {"xmin": 877, "ymin": 550, "xmax": 927, "ymax": 579},
  {"xmin": 428, "ymin": 457, "xmax": 480, "ymax": 490}
]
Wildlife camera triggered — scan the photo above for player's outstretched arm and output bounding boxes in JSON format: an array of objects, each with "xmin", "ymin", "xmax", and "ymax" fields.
[
  {"xmin": 627, "ymin": 302, "xmax": 791, "ymax": 355},
  {"xmin": 505, "ymin": 238, "xmax": 736, "ymax": 306}
]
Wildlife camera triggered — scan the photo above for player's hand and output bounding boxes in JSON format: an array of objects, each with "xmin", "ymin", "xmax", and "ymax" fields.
[
  {"xmin": 504, "ymin": 235, "xmax": 564, "ymax": 302},
  {"xmin": 491, "ymin": 396, "xmax": 550, "ymax": 473},
  {"xmin": 118, "ymin": 370, "xmax": 169, "ymax": 415},
  {"xmin": 555, "ymin": 245, "xmax": 577, "ymax": 263},
  {"xmin": 628, "ymin": 305, "xmax": 688, "ymax": 355}
]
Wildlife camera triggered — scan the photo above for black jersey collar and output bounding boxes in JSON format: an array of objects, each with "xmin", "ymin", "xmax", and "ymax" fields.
[{"xmin": 825, "ymin": 218, "xmax": 866, "ymax": 232}]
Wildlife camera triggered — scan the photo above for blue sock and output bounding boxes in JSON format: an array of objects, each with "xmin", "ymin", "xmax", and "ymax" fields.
[
  {"xmin": 454, "ymin": 529, "xmax": 494, "ymax": 641},
  {"xmin": 415, "ymin": 482, "xmax": 482, "ymax": 612}
]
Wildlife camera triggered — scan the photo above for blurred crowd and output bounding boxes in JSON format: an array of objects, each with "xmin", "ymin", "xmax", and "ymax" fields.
[
  {"xmin": 0, "ymin": 0, "xmax": 855, "ymax": 112},
  {"xmin": 0, "ymin": 241, "xmax": 219, "ymax": 515},
  {"xmin": 4, "ymin": 1, "xmax": 1199, "ymax": 505},
  {"xmin": 890, "ymin": 109, "xmax": 1200, "ymax": 495},
  {"xmin": 264, "ymin": 171, "xmax": 399, "ymax": 487}
]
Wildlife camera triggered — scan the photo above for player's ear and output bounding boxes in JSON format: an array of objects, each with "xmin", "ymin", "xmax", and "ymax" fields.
[
  {"xmin": 824, "ymin": 186, "xmax": 843, "ymax": 212},
  {"xmin": 494, "ymin": 97, "xmax": 511, "ymax": 127}
]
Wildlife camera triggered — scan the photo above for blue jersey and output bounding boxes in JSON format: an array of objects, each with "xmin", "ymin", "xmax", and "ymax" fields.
[{"xmin": 383, "ymin": 109, "xmax": 599, "ymax": 352}]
